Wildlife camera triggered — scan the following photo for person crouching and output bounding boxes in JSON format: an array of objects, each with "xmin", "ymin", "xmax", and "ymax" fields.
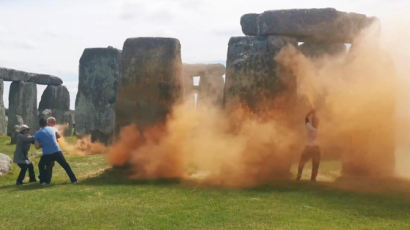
[{"xmin": 13, "ymin": 125, "xmax": 36, "ymax": 185}]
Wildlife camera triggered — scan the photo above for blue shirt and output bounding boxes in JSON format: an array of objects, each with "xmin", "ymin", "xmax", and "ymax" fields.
[{"xmin": 35, "ymin": 127, "xmax": 61, "ymax": 155}]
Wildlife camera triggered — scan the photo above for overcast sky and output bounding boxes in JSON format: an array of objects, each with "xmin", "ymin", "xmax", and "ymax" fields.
[{"xmin": 0, "ymin": 0, "xmax": 409, "ymax": 109}]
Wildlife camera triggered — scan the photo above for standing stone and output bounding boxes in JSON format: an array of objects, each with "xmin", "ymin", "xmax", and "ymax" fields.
[
  {"xmin": 241, "ymin": 8, "xmax": 376, "ymax": 43},
  {"xmin": 0, "ymin": 79, "xmax": 7, "ymax": 135},
  {"xmin": 198, "ymin": 69, "xmax": 225, "ymax": 106},
  {"xmin": 116, "ymin": 37, "xmax": 182, "ymax": 131},
  {"xmin": 63, "ymin": 110, "xmax": 75, "ymax": 136},
  {"xmin": 38, "ymin": 85, "xmax": 70, "ymax": 124},
  {"xmin": 8, "ymin": 81, "xmax": 37, "ymax": 143},
  {"xmin": 0, "ymin": 153, "xmax": 12, "ymax": 176},
  {"xmin": 75, "ymin": 47, "xmax": 121, "ymax": 143},
  {"xmin": 224, "ymin": 35, "xmax": 300, "ymax": 178},
  {"xmin": 224, "ymin": 36, "xmax": 297, "ymax": 112},
  {"xmin": 182, "ymin": 64, "xmax": 225, "ymax": 106}
]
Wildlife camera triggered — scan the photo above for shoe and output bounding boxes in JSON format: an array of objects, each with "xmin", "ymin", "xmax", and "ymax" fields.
[
  {"xmin": 40, "ymin": 182, "xmax": 47, "ymax": 186},
  {"xmin": 72, "ymin": 181, "xmax": 78, "ymax": 184},
  {"xmin": 16, "ymin": 182, "xmax": 23, "ymax": 186},
  {"xmin": 29, "ymin": 179, "xmax": 37, "ymax": 183}
]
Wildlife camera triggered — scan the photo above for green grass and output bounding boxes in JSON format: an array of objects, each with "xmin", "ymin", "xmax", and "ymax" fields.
[{"xmin": 0, "ymin": 136, "xmax": 409, "ymax": 230}]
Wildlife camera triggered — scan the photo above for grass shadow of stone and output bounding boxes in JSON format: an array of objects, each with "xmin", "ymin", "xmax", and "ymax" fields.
[{"xmin": 80, "ymin": 167, "xmax": 180, "ymax": 187}]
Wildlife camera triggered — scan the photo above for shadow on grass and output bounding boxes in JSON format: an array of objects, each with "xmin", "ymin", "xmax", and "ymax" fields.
[{"xmin": 80, "ymin": 167, "xmax": 180, "ymax": 187}]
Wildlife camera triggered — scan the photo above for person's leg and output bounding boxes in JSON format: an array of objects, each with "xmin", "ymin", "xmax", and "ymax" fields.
[
  {"xmin": 55, "ymin": 151, "xmax": 77, "ymax": 183},
  {"xmin": 38, "ymin": 156, "xmax": 47, "ymax": 184},
  {"xmin": 297, "ymin": 147, "xmax": 311, "ymax": 180},
  {"xmin": 27, "ymin": 163, "xmax": 36, "ymax": 182},
  {"xmin": 45, "ymin": 154, "xmax": 56, "ymax": 184},
  {"xmin": 16, "ymin": 163, "xmax": 28, "ymax": 185},
  {"xmin": 311, "ymin": 147, "xmax": 321, "ymax": 182}
]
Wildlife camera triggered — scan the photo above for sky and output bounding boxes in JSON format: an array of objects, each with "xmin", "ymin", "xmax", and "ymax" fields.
[{"xmin": 0, "ymin": 0, "xmax": 409, "ymax": 109}]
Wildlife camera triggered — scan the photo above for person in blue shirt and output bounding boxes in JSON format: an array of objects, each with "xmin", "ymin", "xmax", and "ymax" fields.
[{"xmin": 35, "ymin": 118, "xmax": 77, "ymax": 185}]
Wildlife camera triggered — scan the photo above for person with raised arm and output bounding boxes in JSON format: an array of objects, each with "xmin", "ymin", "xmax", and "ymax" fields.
[{"xmin": 296, "ymin": 109, "xmax": 321, "ymax": 182}]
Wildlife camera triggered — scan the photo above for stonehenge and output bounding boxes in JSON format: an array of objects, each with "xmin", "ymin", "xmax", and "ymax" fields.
[
  {"xmin": 75, "ymin": 47, "xmax": 121, "ymax": 144},
  {"xmin": 226, "ymin": 8, "xmax": 388, "ymax": 178},
  {"xmin": 115, "ymin": 37, "xmax": 182, "ymax": 131},
  {"xmin": 0, "ymin": 8, "xmax": 396, "ymax": 179},
  {"xmin": 0, "ymin": 67, "xmax": 67, "ymax": 143}
]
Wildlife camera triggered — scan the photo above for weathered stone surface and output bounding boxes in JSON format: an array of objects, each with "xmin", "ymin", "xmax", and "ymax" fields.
[
  {"xmin": 0, "ymin": 67, "xmax": 63, "ymax": 85},
  {"xmin": 75, "ymin": 47, "xmax": 121, "ymax": 143},
  {"xmin": 224, "ymin": 35, "xmax": 297, "ymax": 111},
  {"xmin": 63, "ymin": 110, "xmax": 75, "ymax": 136},
  {"xmin": 241, "ymin": 8, "xmax": 376, "ymax": 43},
  {"xmin": 38, "ymin": 85, "xmax": 70, "ymax": 124},
  {"xmin": 8, "ymin": 81, "xmax": 38, "ymax": 143},
  {"xmin": 299, "ymin": 42, "xmax": 347, "ymax": 57},
  {"xmin": 0, "ymin": 80, "xmax": 7, "ymax": 135},
  {"xmin": 182, "ymin": 64, "xmax": 225, "ymax": 105},
  {"xmin": 0, "ymin": 153, "xmax": 12, "ymax": 176},
  {"xmin": 240, "ymin": 13, "xmax": 259, "ymax": 36},
  {"xmin": 116, "ymin": 37, "xmax": 182, "ymax": 131},
  {"xmin": 28, "ymin": 74, "xmax": 63, "ymax": 85}
]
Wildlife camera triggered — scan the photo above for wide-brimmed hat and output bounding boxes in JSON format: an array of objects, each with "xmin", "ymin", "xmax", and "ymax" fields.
[{"xmin": 19, "ymin": 124, "xmax": 30, "ymax": 132}]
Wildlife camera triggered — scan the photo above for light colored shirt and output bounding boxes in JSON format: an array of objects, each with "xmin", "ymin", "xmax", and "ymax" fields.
[
  {"xmin": 306, "ymin": 121, "xmax": 318, "ymax": 146},
  {"xmin": 34, "ymin": 127, "xmax": 61, "ymax": 155}
]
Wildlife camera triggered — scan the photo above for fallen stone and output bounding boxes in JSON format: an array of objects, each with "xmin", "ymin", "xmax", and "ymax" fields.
[
  {"xmin": 75, "ymin": 47, "xmax": 121, "ymax": 143},
  {"xmin": 8, "ymin": 81, "xmax": 38, "ymax": 144},
  {"xmin": 116, "ymin": 37, "xmax": 182, "ymax": 131},
  {"xmin": 242, "ymin": 8, "xmax": 376, "ymax": 43},
  {"xmin": 38, "ymin": 85, "xmax": 70, "ymax": 124},
  {"xmin": 0, "ymin": 153, "xmax": 12, "ymax": 176}
]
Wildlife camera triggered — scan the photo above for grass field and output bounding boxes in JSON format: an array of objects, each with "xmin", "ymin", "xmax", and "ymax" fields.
[{"xmin": 0, "ymin": 136, "xmax": 409, "ymax": 230}]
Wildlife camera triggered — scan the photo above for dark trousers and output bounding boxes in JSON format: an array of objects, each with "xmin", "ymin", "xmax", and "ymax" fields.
[
  {"xmin": 39, "ymin": 151, "xmax": 77, "ymax": 183},
  {"xmin": 16, "ymin": 163, "xmax": 36, "ymax": 183},
  {"xmin": 297, "ymin": 146, "xmax": 321, "ymax": 181}
]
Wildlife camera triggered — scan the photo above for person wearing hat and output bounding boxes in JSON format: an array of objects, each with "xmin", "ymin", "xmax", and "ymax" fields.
[{"xmin": 13, "ymin": 124, "xmax": 36, "ymax": 185}]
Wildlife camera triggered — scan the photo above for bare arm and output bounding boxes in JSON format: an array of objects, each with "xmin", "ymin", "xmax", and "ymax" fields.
[
  {"xmin": 56, "ymin": 131, "xmax": 61, "ymax": 139},
  {"xmin": 305, "ymin": 109, "xmax": 315, "ymax": 123}
]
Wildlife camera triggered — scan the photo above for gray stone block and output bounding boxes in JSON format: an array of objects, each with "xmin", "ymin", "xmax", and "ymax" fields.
[
  {"xmin": 38, "ymin": 85, "xmax": 70, "ymax": 124},
  {"xmin": 75, "ymin": 47, "xmax": 121, "ymax": 143},
  {"xmin": 241, "ymin": 8, "xmax": 376, "ymax": 43},
  {"xmin": 116, "ymin": 37, "xmax": 182, "ymax": 131},
  {"xmin": 8, "ymin": 81, "xmax": 38, "ymax": 143}
]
